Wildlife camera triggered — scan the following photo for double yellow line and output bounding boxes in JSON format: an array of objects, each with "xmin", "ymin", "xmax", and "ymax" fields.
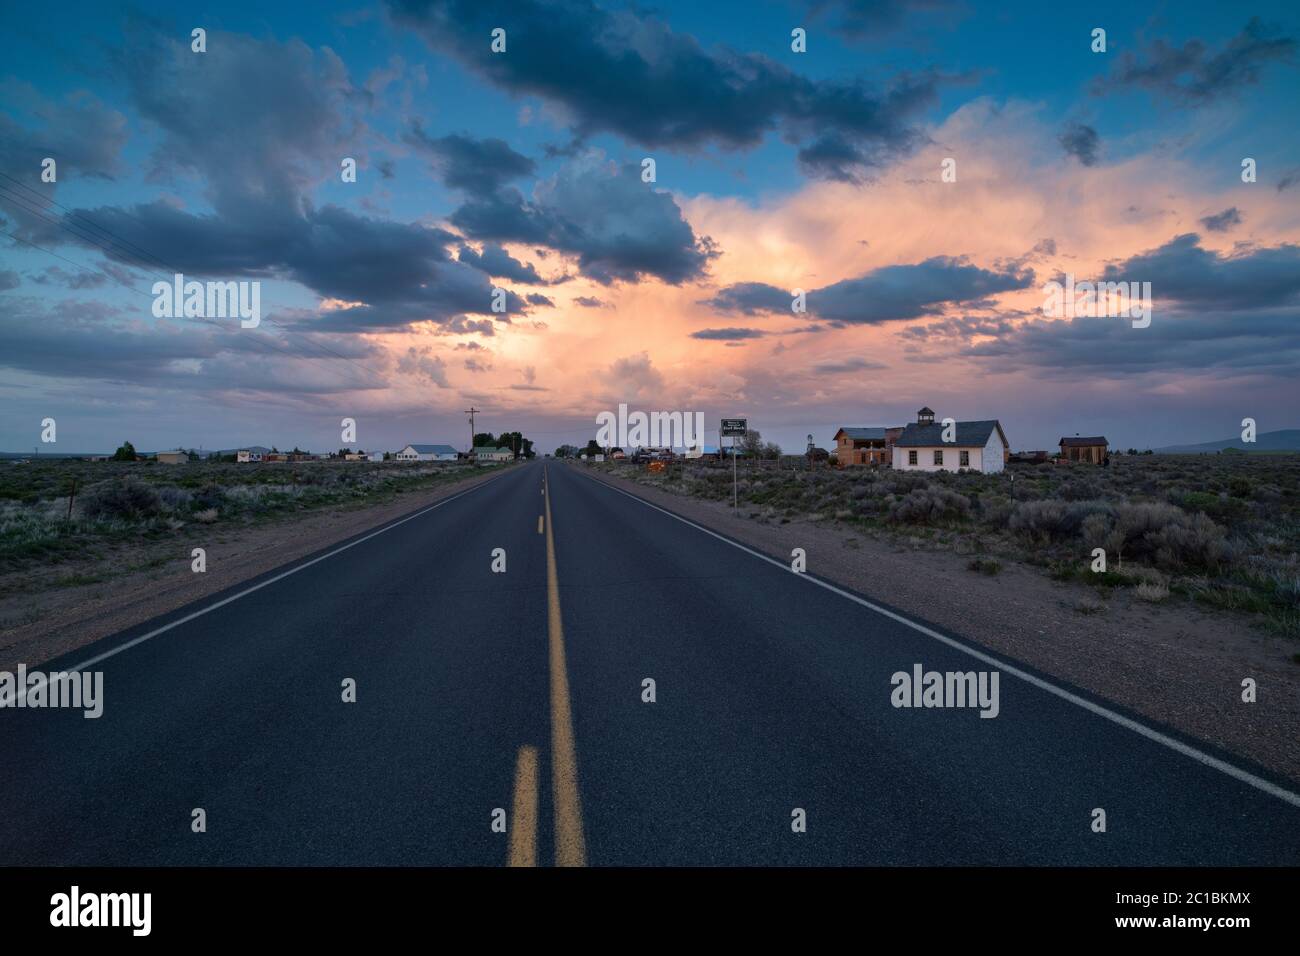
[{"xmin": 510, "ymin": 466, "xmax": 587, "ymax": 866}]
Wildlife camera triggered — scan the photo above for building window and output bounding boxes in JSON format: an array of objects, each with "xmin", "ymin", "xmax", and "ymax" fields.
[
  {"xmin": 908, "ymin": 450, "xmax": 918, "ymax": 466},
  {"xmin": 960, "ymin": 450, "xmax": 970, "ymax": 467},
  {"xmin": 933, "ymin": 450, "xmax": 943, "ymax": 466}
]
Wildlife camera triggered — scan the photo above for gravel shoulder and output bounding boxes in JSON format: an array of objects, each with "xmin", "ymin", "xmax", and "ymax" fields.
[
  {"xmin": 0, "ymin": 466, "xmax": 508, "ymax": 671},
  {"xmin": 578, "ymin": 463, "xmax": 1300, "ymax": 787}
]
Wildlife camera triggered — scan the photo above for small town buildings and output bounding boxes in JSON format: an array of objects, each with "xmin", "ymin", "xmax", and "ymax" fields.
[
  {"xmin": 237, "ymin": 449, "xmax": 263, "ymax": 463},
  {"xmin": 472, "ymin": 446, "xmax": 513, "ymax": 463},
  {"xmin": 1059, "ymin": 435, "xmax": 1109, "ymax": 463},
  {"xmin": 832, "ymin": 426, "xmax": 904, "ymax": 466},
  {"xmin": 156, "ymin": 450, "xmax": 188, "ymax": 465},
  {"xmin": 893, "ymin": 407, "xmax": 1009, "ymax": 473},
  {"xmin": 396, "ymin": 443, "xmax": 459, "ymax": 462}
]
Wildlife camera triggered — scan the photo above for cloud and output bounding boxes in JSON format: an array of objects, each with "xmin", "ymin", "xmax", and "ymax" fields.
[
  {"xmin": 606, "ymin": 351, "xmax": 665, "ymax": 398},
  {"xmin": 1276, "ymin": 166, "xmax": 1300, "ymax": 192},
  {"xmin": 1199, "ymin": 207, "xmax": 1242, "ymax": 232},
  {"xmin": 451, "ymin": 154, "xmax": 716, "ymax": 285},
  {"xmin": 708, "ymin": 257, "xmax": 1033, "ymax": 324},
  {"xmin": 812, "ymin": 356, "xmax": 888, "ymax": 372},
  {"xmin": 690, "ymin": 327, "xmax": 767, "ymax": 340},
  {"xmin": 0, "ymin": 82, "xmax": 129, "ymax": 183},
  {"xmin": 964, "ymin": 307, "xmax": 1300, "ymax": 376},
  {"xmin": 388, "ymin": 0, "xmax": 941, "ymax": 181},
  {"xmin": 395, "ymin": 346, "xmax": 450, "ymax": 386},
  {"xmin": 1092, "ymin": 18, "xmax": 1296, "ymax": 104},
  {"xmin": 699, "ymin": 282, "xmax": 791, "ymax": 315},
  {"xmin": 1102, "ymin": 234, "xmax": 1300, "ymax": 309},
  {"xmin": 458, "ymin": 242, "xmax": 546, "ymax": 283},
  {"xmin": 0, "ymin": 270, "xmax": 19, "ymax": 291},
  {"xmin": 573, "ymin": 295, "xmax": 607, "ymax": 308},
  {"xmin": 807, "ymin": 0, "xmax": 963, "ymax": 37},
  {"xmin": 1058, "ymin": 122, "xmax": 1100, "ymax": 167},
  {"xmin": 403, "ymin": 126, "xmax": 535, "ymax": 195}
]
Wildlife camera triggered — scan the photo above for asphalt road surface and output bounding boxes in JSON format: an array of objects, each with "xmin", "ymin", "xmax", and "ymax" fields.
[{"xmin": 3, "ymin": 460, "xmax": 1298, "ymax": 865}]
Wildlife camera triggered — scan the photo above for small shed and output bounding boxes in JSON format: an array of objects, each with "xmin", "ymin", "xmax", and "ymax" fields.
[{"xmin": 1059, "ymin": 436, "xmax": 1108, "ymax": 463}]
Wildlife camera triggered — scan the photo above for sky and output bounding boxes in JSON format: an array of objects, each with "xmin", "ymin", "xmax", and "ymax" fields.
[{"xmin": 1, "ymin": 0, "xmax": 1298, "ymax": 455}]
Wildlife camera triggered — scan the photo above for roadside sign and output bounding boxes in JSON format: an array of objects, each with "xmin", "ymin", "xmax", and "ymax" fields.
[{"xmin": 721, "ymin": 418, "xmax": 747, "ymax": 436}]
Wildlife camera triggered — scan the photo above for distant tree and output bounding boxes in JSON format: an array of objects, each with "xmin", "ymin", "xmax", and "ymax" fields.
[
  {"xmin": 583, "ymin": 439, "xmax": 602, "ymax": 458},
  {"xmin": 473, "ymin": 432, "xmax": 497, "ymax": 448},
  {"xmin": 111, "ymin": 441, "xmax": 137, "ymax": 462}
]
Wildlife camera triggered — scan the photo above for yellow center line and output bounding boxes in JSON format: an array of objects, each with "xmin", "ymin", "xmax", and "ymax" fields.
[
  {"xmin": 508, "ymin": 745, "xmax": 539, "ymax": 867},
  {"xmin": 544, "ymin": 465, "xmax": 588, "ymax": 866},
  {"xmin": 537, "ymin": 514, "xmax": 544, "ymax": 534}
]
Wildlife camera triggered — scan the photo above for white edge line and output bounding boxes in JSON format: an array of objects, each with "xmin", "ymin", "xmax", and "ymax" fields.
[
  {"xmin": 1, "ymin": 468, "xmax": 511, "ymax": 708},
  {"xmin": 577, "ymin": 467, "xmax": 1300, "ymax": 811}
]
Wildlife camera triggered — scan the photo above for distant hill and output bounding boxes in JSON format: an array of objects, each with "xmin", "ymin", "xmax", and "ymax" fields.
[{"xmin": 1154, "ymin": 429, "xmax": 1300, "ymax": 453}]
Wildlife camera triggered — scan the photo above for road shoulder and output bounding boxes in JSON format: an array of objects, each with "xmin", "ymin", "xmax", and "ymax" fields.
[{"xmin": 574, "ymin": 463, "xmax": 1300, "ymax": 786}]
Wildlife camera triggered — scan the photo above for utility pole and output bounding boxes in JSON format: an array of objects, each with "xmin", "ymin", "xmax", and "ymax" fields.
[{"xmin": 464, "ymin": 406, "xmax": 479, "ymax": 454}]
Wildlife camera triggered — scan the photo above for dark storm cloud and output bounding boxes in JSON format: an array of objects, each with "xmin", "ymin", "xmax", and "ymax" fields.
[
  {"xmin": 1092, "ymin": 18, "xmax": 1296, "ymax": 104},
  {"xmin": 0, "ymin": 84, "xmax": 129, "ymax": 182},
  {"xmin": 457, "ymin": 242, "xmax": 546, "ymax": 284},
  {"xmin": 1199, "ymin": 207, "xmax": 1242, "ymax": 233},
  {"xmin": 403, "ymin": 126, "xmax": 536, "ymax": 196},
  {"xmin": 698, "ymin": 282, "xmax": 791, "ymax": 315},
  {"xmin": 690, "ymin": 327, "xmax": 767, "ymax": 340},
  {"xmin": 1058, "ymin": 122, "xmax": 1099, "ymax": 167},
  {"xmin": 707, "ymin": 258, "xmax": 1033, "ymax": 324},
  {"xmin": 964, "ymin": 308, "xmax": 1300, "ymax": 376},
  {"xmin": 26, "ymin": 28, "xmax": 530, "ymax": 333},
  {"xmin": 1102, "ymin": 234, "xmax": 1300, "ymax": 310},
  {"xmin": 806, "ymin": 0, "xmax": 962, "ymax": 37},
  {"xmin": 450, "ymin": 158, "xmax": 715, "ymax": 285},
  {"xmin": 387, "ymin": 0, "xmax": 940, "ymax": 180},
  {"xmin": 0, "ymin": 296, "xmax": 383, "ymax": 392}
]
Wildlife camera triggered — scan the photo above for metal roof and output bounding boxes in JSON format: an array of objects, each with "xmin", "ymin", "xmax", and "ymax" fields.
[
  {"xmin": 1059, "ymin": 436, "xmax": 1108, "ymax": 447},
  {"xmin": 835, "ymin": 427, "xmax": 891, "ymax": 440},
  {"xmin": 894, "ymin": 420, "xmax": 1006, "ymax": 448},
  {"xmin": 406, "ymin": 444, "xmax": 458, "ymax": 455}
]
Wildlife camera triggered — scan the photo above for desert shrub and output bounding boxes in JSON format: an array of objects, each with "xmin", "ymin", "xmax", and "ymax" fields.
[
  {"xmin": 1010, "ymin": 499, "xmax": 1111, "ymax": 541},
  {"xmin": 968, "ymin": 557, "xmax": 1002, "ymax": 575},
  {"xmin": 1060, "ymin": 478, "xmax": 1101, "ymax": 501},
  {"xmin": 980, "ymin": 497, "xmax": 1014, "ymax": 529},
  {"xmin": 1149, "ymin": 512, "xmax": 1229, "ymax": 570},
  {"xmin": 1135, "ymin": 580, "xmax": 1171, "ymax": 602},
  {"xmin": 78, "ymin": 479, "xmax": 163, "ymax": 521},
  {"xmin": 194, "ymin": 508, "xmax": 219, "ymax": 523},
  {"xmin": 191, "ymin": 483, "xmax": 228, "ymax": 511},
  {"xmin": 156, "ymin": 486, "xmax": 193, "ymax": 512},
  {"xmin": 887, "ymin": 487, "xmax": 971, "ymax": 525}
]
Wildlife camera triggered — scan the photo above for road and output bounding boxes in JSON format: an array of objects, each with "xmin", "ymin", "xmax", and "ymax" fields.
[{"xmin": 2, "ymin": 459, "xmax": 1298, "ymax": 865}]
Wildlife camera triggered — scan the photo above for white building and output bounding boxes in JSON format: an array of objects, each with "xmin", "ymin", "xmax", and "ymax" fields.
[
  {"xmin": 892, "ymin": 407, "xmax": 1009, "ymax": 473},
  {"xmin": 472, "ymin": 446, "xmax": 513, "ymax": 463},
  {"xmin": 396, "ymin": 444, "xmax": 459, "ymax": 462}
]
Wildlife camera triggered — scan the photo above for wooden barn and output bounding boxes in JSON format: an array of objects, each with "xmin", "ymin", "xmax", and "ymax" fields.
[{"xmin": 1059, "ymin": 435, "xmax": 1108, "ymax": 463}]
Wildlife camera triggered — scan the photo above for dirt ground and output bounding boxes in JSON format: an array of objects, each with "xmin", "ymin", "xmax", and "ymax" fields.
[
  {"xmin": 0, "ymin": 466, "xmax": 506, "ymax": 672},
  {"xmin": 579, "ymin": 465, "xmax": 1300, "ymax": 787}
]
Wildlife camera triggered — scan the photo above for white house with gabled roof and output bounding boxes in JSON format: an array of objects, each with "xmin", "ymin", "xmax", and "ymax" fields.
[
  {"xmin": 892, "ymin": 407, "xmax": 1009, "ymax": 473},
  {"xmin": 396, "ymin": 443, "xmax": 458, "ymax": 462}
]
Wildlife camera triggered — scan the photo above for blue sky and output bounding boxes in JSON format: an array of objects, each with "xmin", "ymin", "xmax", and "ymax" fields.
[{"xmin": 1, "ymin": 1, "xmax": 1298, "ymax": 453}]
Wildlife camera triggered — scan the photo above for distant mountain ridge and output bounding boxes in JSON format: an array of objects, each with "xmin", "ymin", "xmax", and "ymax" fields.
[{"xmin": 1153, "ymin": 429, "xmax": 1300, "ymax": 453}]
